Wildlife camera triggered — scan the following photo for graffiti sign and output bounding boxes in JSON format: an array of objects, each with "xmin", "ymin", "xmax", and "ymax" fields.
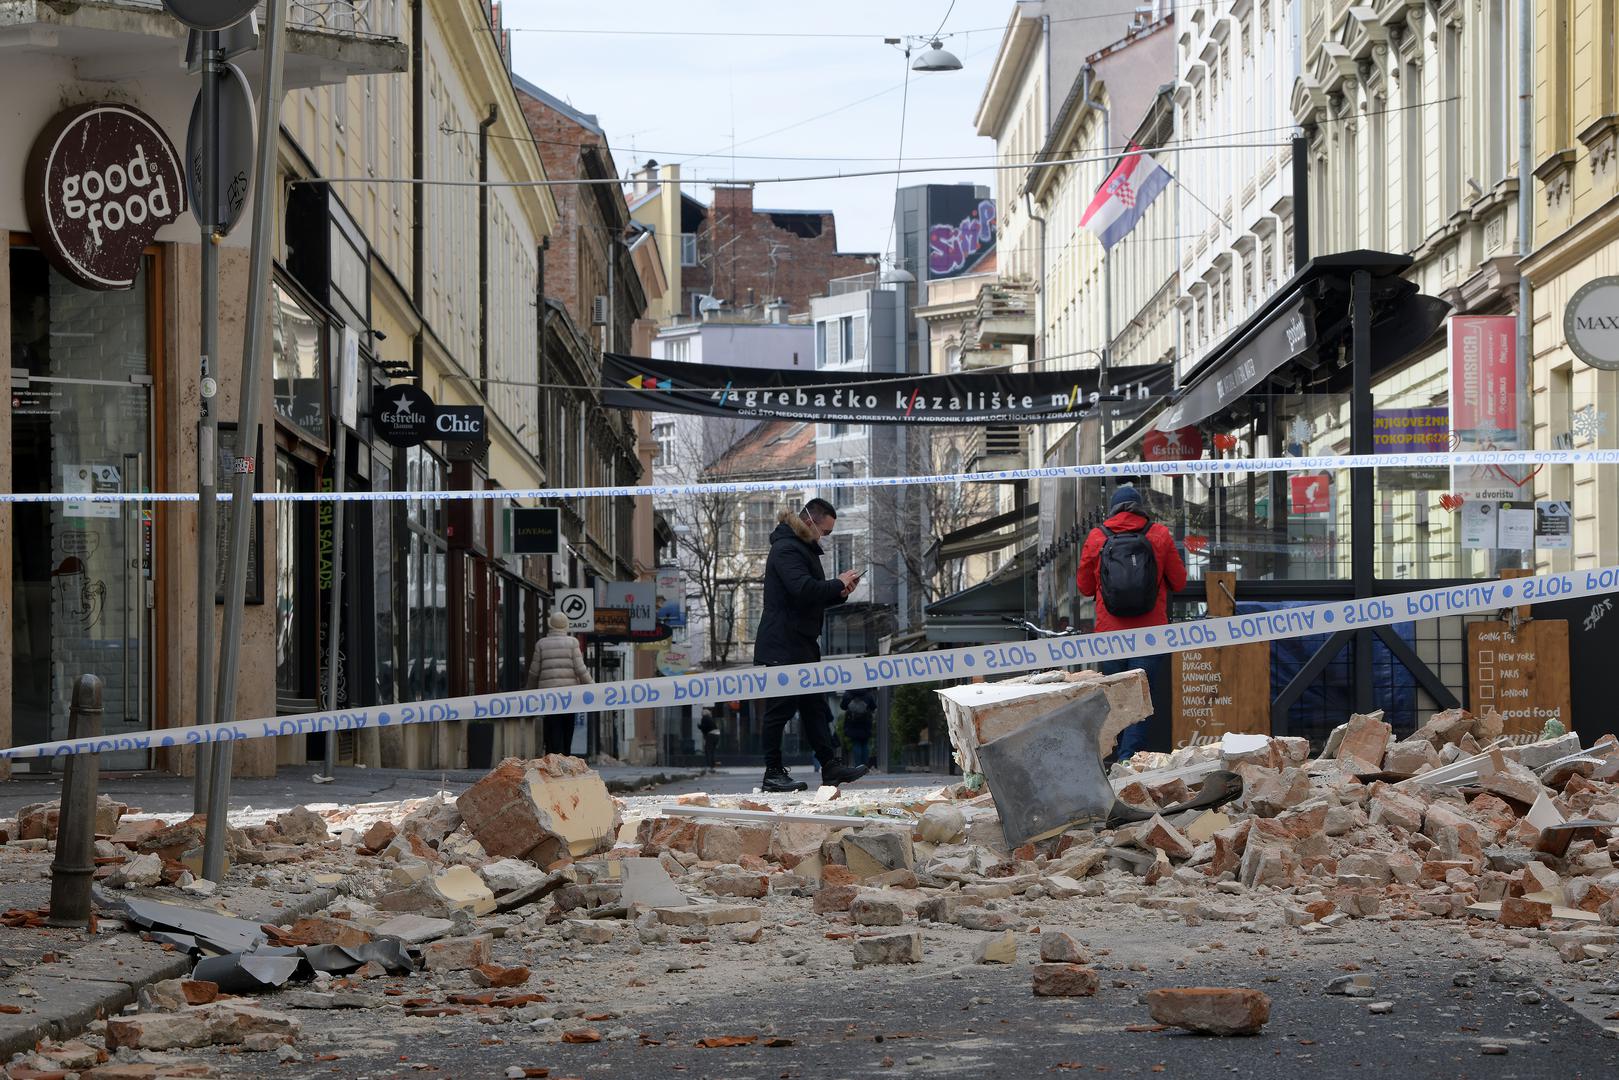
[{"xmin": 925, "ymin": 194, "xmax": 996, "ymax": 280}]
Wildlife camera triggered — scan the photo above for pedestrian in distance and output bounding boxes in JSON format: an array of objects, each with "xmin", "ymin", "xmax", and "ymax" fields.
[
  {"xmin": 698, "ymin": 707, "xmax": 720, "ymax": 773},
  {"xmin": 1076, "ymin": 484, "xmax": 1188, "ymax": 762},
  {"xmin": 526, "ymin": 610, "xmax": 592, "ymax": 757},
  {"xmin": 839, "ymin": 687, "xmax": 877, "ymax": 769},
  {"xmin": 753, "ymin": 498, "xmax": 872, "ymax": 793}
]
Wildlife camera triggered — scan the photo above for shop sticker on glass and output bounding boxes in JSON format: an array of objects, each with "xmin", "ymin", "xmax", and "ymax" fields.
[
  {"xmin": 1497, "ymin": 501, "xmax": 1535, "ymax": 551},
  {"xmin": 1535, "ymin": 500, "xmax": 1573, "ymax": 550},
  {"xmin": 1571, "ymin": 404, "xmax": 1609, "ymax": 444},
  {"xmin": 61, "ymin": 464, "xmax": 121, "ymax": 519},
  {"xmin": 1460, "ymin": 501, "xmax": 1497, "ymax": 550}
]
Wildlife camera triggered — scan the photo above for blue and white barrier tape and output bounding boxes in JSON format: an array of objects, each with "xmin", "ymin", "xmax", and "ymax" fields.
[
  {"xmin": 2, "ymin": 448, "xmax": 1617, "ymax": 505},
  {"xmin": 7, "ymin": 565, "xmax": 1616, "ymax": 760}
]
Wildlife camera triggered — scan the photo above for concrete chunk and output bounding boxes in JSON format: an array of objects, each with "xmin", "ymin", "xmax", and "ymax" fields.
[
  {"xmin": 936, "ymin": 669, "xmax": 1150, "ymax": 776},
  {"xmin": 975, "ymin": 930, "xmax": 1018, "ymax": 964},
  {"xmin": 456, "ymin": 757, "xmax": 621, "ymax": 866},
  {"xmin": 1146, "ymin": 988, "xmax": 1271, "ymax": 1035},
  {"xmin": 842, "ymin": 830, "xmax": 915, "ymax": 878},
  {"xmin": 1031, "ymin": 964, "xmax": 1099, "ymax": 997},
  {"xmin": 422, "ymin": 935, "xmax": 493, "ymax": 972},
  {"xmin": 105, "ymin": 1004, "xmax": 299, "ymax": 1051},
  {"xmin": 654, "ymin": 903, "xmax": 762, "ymax": 928},
  {"xmin": 852, "ymin": 931, "xmax": 922, "ymax": 966}
]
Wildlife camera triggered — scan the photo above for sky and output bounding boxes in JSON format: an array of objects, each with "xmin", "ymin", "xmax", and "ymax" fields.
[{"xmin": 502, "ymin": 0, "xmax": 1019, "ymax": 256}]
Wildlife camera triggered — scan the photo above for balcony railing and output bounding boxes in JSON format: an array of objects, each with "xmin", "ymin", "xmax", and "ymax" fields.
[
  {"xmin": 963, "ymin": 279, "xmax": 1036, "ymax": 349},
  {"xmin": 963, "ymin": 424, "xmax": 1028, "ymax": 471}
]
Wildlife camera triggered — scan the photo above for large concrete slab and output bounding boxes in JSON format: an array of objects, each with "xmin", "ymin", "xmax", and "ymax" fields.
[
  {"xmin": 975, "ymin": 687, "xmax": 1118, "ymax": 846},
  {"xmin": 937, "ymin": 669, "xmax": 1150, "ymax": 776}
]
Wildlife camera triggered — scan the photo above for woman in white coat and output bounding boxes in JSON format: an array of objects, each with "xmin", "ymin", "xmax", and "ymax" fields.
[{"xmin": 527, "ymin": 611, "xmax": 592, "ymax": 757}]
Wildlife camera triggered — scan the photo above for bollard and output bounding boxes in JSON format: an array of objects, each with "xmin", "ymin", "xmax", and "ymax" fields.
[{"xmin": 47, "ymin": 674, "xmax": 104, "ymax": 929}]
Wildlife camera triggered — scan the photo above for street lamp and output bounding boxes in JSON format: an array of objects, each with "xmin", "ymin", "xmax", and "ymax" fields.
[{"xmin": 911, "ymin": 39, "xmax": 963, "ymax": 72}]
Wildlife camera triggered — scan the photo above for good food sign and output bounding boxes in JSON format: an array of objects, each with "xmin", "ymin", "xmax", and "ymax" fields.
[{"xmin": 25, "ymin": 103, "xmax": 187, "ymax": 291}]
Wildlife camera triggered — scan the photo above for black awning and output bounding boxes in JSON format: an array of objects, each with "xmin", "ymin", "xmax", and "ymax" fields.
[
  {"xmin": 1155, "ymin": 251, "xmax": 1449, "ymax": 432},
  {"xmin": 923, "ymin": 549, "xmax": 1038, "ymax": 645},
  {"xmin": 930, "ymin": 501, "xmax": 1039, "ymax": 562},
  {"xmin": 1155, "ymin": 293, "xmax": 1316, "ymax": 430}
]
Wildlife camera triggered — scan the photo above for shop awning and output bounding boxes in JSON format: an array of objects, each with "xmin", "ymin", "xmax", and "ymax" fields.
[
  {"xmin": 929, "ymin": 502, "xmax": 1039, "ymax": 562},
  {"xmin": 923, "ymin": 548, "xmax": 1038, "ymax": 645},
  {"xmin": 1154, "ymin": 251, "xmax": 1450, "ymax": 432}
]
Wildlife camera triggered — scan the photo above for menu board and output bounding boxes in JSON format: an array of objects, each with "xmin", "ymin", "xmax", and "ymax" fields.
[
  {"xmin": 1171, "ymin": 573, "xmax": 1271, "ymax": 747},
  {"xmin": 1466, "ymin": 619, "xmax": 1572, "ymax": 740}
]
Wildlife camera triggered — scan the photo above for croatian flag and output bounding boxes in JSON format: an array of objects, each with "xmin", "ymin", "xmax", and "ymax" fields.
[{"xmin": 1079, "ymin": 145, "xmax": 1172, "ymax": 250}]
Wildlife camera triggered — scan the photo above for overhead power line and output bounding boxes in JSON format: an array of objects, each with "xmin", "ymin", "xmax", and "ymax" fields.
[{"xmin": 294, "ymin": 141, "xmax": 1294, "ymax": 191}]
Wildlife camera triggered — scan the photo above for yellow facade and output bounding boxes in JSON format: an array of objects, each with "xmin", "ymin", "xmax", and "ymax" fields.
[{"xmin": 1526, "ymin": 0, "xmax": 1619, "ymax": 571}]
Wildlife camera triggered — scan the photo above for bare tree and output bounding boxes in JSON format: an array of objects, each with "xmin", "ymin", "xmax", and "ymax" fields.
[
  {"xmin": 656, "ymin": 415, "xmax": 758, "ymax": 668},
  {"xmin": 867, "ymin": 430, "xmax": 999, "ymax": 612}
]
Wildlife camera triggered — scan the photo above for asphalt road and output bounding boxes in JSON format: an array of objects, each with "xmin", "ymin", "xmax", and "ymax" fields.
[{"xmin": 190, "ymin": 934, "xmax": 1619, "ymax": 1080}]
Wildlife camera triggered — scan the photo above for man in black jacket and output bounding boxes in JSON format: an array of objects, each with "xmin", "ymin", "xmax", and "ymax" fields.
[{"xmin": 753, "ymin": 499, "xmax": 872, "ymax": 793}]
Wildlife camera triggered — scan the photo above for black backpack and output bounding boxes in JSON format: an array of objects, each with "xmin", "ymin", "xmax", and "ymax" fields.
[{"xmin": 1097, "ymin": 523, "xmax": 1160, "ymax": 617}]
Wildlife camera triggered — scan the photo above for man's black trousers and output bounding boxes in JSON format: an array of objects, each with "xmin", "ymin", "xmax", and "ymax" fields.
[{"xmin": 760, "ymin": 684, "xmax": 839, "ymax": 771}]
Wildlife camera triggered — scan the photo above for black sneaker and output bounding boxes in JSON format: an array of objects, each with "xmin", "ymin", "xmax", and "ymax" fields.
[
  {"xmin": 761, "ymin": 768, "xmax": 808, "ymax": 793},
  {"xmin": 821, "ymin": 759, "xmax": 871, "ymax": 787}
]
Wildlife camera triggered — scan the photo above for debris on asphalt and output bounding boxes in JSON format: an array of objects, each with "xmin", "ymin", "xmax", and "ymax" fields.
[{"xmin": 3, "ymin": 695, "xmax": 1618, "ymax": 1075}]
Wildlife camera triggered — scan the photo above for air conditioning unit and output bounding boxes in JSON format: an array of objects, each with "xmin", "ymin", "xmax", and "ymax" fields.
[{"xmin": 592, "ymin": 295, "xmax": 608, "ymax": 325}]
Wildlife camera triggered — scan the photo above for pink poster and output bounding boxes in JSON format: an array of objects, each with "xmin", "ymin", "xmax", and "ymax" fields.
[{"xmin": 1448, "ymin": 315, "xmax": 1518, "ymax": 439}]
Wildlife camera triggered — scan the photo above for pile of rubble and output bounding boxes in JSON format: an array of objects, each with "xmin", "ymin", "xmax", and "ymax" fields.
[{"xmin": 4, "ymin": 676, "xmax": 1619, "ymax": 1072}]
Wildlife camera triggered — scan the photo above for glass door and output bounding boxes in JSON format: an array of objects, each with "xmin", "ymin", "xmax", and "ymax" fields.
[{"xmin": 11, "ymin": 245, "xmax": 156, "ymax": 769}]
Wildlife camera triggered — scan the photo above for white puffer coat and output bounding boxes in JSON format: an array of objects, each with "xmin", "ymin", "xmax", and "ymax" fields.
[{"xmin": 526, "ymin": 630, "xmax": 591, "ymax": 690}]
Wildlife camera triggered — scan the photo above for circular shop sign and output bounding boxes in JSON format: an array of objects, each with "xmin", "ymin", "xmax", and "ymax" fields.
[
  {"xmin": 24, "ymin": 103, "xmax": 187, "ymax": 291},
  {"xmin": 1564, "ymin": 275, "xmax": 1619, "ymax": 372},
  {"xmin": 372, "ymin": 385, "xmax": 438, "ymax": 447},
  {"xmin": 161, "ymin": 0, "xmax": 258, "ymax": 32}
]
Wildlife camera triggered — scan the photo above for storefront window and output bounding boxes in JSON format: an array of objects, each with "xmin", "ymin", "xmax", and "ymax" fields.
[
  {"xmin": 275, "ymin": 453, "xmax": 315, "ymax": 701},
  {"xmin": 405, "ymin": 447, "xmax": 448, "ymax": 702},
  {"xmin": 9, "ymin": 245, "xmax": 154, "ymax": 763},
  {"xmin": 272, "ymin": 283, "xmax": 326, "ymax": 443},
  {"xmin": 372, "ymin": 457, "xmax": 396, "ymax": 703},
  {"xmin": 1371, "ymin": 353, "xmax": 1486, "ymax": 581}
]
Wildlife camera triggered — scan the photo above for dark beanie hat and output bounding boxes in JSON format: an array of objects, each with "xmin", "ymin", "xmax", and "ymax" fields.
[{"xmin": 1110, "ymin": 485, "xmax": 1142, "ymax": 511}]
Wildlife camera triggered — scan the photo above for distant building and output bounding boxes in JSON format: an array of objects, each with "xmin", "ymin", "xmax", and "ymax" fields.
[{"xmin": 628, "ymin": 165, "xmax": 875, "ymax": 320}]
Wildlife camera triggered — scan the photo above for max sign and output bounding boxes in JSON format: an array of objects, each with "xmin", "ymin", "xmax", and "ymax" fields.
[{"xmin": 26, "ymin": 104, "xmax": 187, "ymax": 290}]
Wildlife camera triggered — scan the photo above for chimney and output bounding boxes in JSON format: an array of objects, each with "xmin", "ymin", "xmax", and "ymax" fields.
[
  {"xmin": 712, "ymin": 182, "xmax": 755, "ymax": 217},
  {"xmin": 766, "ymin": 300, "xmax": 789, "ymax": 324}
]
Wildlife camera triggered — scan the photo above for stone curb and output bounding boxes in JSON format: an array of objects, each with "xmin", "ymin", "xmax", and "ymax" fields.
[{"xmin": 0, "ymin": 885, "xmax": 343, "ymax": 1061}]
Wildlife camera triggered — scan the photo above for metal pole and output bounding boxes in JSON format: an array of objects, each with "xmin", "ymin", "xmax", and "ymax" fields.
[
  {"xmin": 193, "ymin": 30, "xmax": 221, "ymax": 815},
  {"xmin": 320, "ymin": 431, "xmax": 349, "ymax": 778},
  {"xmin": 1514, "ymin": 0, "xmax": 1534, "ymax": 571},
  {"xmin": 48, "ymin": 675, "xmax": 103, "ymax": 928},
  {"xmin": 203, "ymin": 0, "xmax": 288, "ymax": 883},
  {"xmin": 1291, "ymin": 133, "xmax": 1311, "ymax": 270},
  {"xmin": 1351, "ymin": 269, "xmax": 1375, "ymax": 712}
]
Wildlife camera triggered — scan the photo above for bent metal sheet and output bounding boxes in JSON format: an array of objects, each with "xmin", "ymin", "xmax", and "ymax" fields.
[{"xmin": 600, "ymin": 353, "xmax": 1174, "ymax": 425}]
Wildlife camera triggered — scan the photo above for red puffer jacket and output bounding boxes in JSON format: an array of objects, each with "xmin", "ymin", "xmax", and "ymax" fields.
[{"xmin": 1075, "ymin": 510, "xmax": 1188, "ymax": 631}]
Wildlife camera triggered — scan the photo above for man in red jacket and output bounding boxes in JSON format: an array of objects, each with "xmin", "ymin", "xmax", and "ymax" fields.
[{"xmin": 1076, "ymin": 485, "xmax": 1188, "ymax": 760}]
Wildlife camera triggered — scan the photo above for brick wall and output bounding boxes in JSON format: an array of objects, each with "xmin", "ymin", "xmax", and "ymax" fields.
[{"xmin": 690, "ymin": 183, "xmax": 873, "ymax": 317}]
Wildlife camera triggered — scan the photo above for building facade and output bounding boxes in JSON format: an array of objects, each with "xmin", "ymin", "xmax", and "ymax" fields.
[
  {"xmin": 1177, "ymin": 0, "xmax": 1305, "ymax": 380},
  {"xmin": 1291, "ymin": 0, "xmax": 1526, "ymax": 583},
  {"xmin": 1523, "ymin": 0, "xmax": 1619, "ymax": 571},
  {"xmin": 1, "ymin": 1, "xmax": 407, "ymax": 779}
]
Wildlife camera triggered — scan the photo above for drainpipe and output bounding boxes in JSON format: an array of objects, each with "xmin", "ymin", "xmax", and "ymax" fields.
[
  {"xmin": 479, "ymin": 104, "xmax": 498, "ymax": 400},
  {"xmin": 1041, "ymin": 12, "xmax": 1052, "ymax": 134},
  {"xmin": 411, "ymin": 0, "xmax": 425, "ymax": 384},
  {"xmin": 537, "ymin": 237, "xmax": 549, "ymax": 475},
  {"xmin": 1080, "ymin": 63, "xmax": 1112, "ymax": 449},
  {"xmin": 1515, "ymin": 0, "xmax": 1533, "ymax": 570}
]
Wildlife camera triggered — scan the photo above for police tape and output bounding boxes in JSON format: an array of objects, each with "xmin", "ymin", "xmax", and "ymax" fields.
[
  {"xmin": 2, "ymin": 448, "xmax": 1618, "ymax": 505},
  {"xmin": 7, "ymin": 564, "xmax": 1618, "ymax": 760}
]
